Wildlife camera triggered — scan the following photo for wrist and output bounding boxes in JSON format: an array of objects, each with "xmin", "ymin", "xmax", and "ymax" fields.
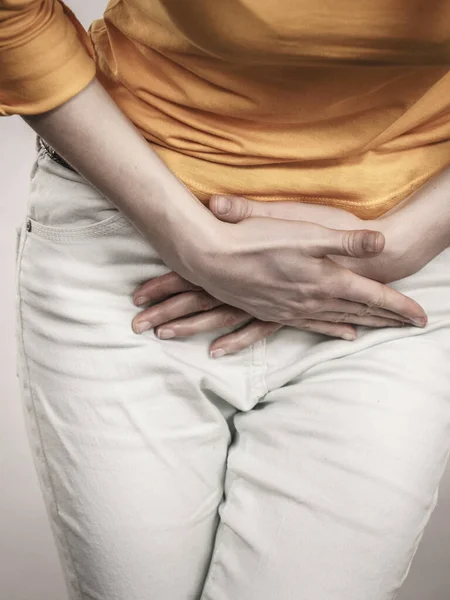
[
  {"xmin": 371, "ymin": 213, "xmax": 410, "ymax": 261},
  {"xmin": 24, "ymin": 79, "xmax": 223, "ymax": 279},
  {"xmin": 141, "ymin": 179, "xmax": 227, "ymax": 282},
  {"xmin": 378, "ymin": 169, "xmax": 450, "ymax": 262},
  {"xmin": 373, "ymin": 210, "xmax": 434, "ymax": 280}
]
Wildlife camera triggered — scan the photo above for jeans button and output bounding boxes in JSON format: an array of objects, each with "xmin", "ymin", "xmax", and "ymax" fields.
[{"xmin": 26, "ymin": 219, "xmax": 32, "ymax": 232}]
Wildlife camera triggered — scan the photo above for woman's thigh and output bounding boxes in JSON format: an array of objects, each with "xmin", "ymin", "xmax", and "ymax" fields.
[
  {"xmin": 14, "ymin": 151, "xmax": 258, "ymax": 600},
  {"xmin": 201, "ymin": 246, "xmax": 450, "ymax": 600}
]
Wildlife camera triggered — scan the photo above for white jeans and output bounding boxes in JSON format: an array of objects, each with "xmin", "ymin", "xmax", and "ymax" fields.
[{"xmin": 15, "ymin": 148, "xmax": 450, "ymax": 600}]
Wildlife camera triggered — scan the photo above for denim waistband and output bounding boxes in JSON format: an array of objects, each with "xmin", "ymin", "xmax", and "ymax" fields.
[{"xmin": 36, "ymin": 136, "xmax": 77, "ymax": 173}]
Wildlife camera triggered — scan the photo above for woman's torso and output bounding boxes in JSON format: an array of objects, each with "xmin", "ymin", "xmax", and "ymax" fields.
[{"xmin": 89, "ymin": 0, "xmax": 450, "ymax": 218}]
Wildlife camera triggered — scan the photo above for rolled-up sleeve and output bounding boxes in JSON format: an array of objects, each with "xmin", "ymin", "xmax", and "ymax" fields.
[{"xmin": 0, "ymin": 0, "xmax": 96, "ymax": 115}]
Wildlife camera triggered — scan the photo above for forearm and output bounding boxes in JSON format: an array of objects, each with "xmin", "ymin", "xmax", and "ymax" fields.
[
  {"xmin": 327, "ymin": 168, "xmax": 450, "ymax": 281},
  {"xmin": 23, "ymin": 78, "xmax": 217, "ymax": 274},
  {"xmin": 279, "ymin": 170, "xmax": 450, "ymax": 269},
  {"xmin": 377, "ymin": 166, "xmax": 450, "ymax": 261}
]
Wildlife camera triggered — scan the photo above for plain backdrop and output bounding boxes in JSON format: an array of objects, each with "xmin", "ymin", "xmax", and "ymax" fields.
[{"xmin": 1, "ymin": 2, "xmax": 449, "ymax": 599}]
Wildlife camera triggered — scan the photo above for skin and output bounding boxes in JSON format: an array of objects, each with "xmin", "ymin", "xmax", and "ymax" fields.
[
  {"xmin": 23, "ymin": 79, "xmax": 429, "ymax": 340},
  {"xmin": 131, "ymin": 170, "xmax": 450, "ymax": 356}
]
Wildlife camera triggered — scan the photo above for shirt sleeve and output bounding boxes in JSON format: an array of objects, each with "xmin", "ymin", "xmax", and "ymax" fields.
[{"xmin": 0, "ymin": 0, "xmax": 96, "ymax": 116}]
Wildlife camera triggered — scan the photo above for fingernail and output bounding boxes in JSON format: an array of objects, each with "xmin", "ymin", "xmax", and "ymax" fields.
[
  {"xmin": 363, "ymin": 232, "xmax": 380, "ymax": 253},
  {"xmin": 134, "ymin": 296, "xmax": 148, "ymax": 306},
  {"xmin": 134, "ymin": 321, "xmax": 151, "ymax": 334},
  {"xmin": 214, "ymin": 196, "xmax": 231, "ymax": 215},
  {"xmin": 341, "ymin": 332, "xmax": 356, "ymax": 341},
  {"xmin": 411, "ymin": 317, "xmax": 427, "ymax": 327},
  {"xmin": 157, "ymin": 329, "xmax": 175, "ymax": 339},
  {"xmin": 210, "ymin": 348, "xmax": 226, "ymax": 359}
]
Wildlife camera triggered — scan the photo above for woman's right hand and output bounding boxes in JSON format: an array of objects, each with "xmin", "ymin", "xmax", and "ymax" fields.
[{"xmin": 181, "ymin": 215, "xmax": 427, "ymax": 329}]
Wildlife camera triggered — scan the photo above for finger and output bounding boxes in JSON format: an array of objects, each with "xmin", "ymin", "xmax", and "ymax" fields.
[
  {"xmin": 210, "ymin": 318, "xmax": 359, "ymax": 358},
  {"xmin": 132, "ymin": 291, "xmax": 222, "ymax": 333},
  {"xmin": 208, "ymin": 195, "xmax": 256, "ymax": 223},
  {"xmin": 209, "ymin": 320, "xmax": 283, "ymax": 357},
  {"xmin": 319, "ymin": 298, "xmax": 415, "ymax": 324},
  {"xmin": 308, "ymin": 312, "xmax": 410, "ymax": 328},
  {"xmin": 210, "ymin": 196, "xmax": 385, "ymax": 257},
  {"xmin": 210, "ymin": 195, "xmax": 358, "ymax": 226},
  {"xmin": 335, "ymin": 267, "xmax": 427, "ymax": 325},
  {"xmin": 291, "ymin": 319, "xmax": 357, "ymax": 340},
  {"xmin": 155, "ymin": 306, "xmax": 251, "ymax": 339},
  {"xmin": 309, "ymin": 225, "xmax": 385, "ymax": 258},
  {"xmin": 133, "ymin": 271, "xmax": 200, "ymax": 306}
]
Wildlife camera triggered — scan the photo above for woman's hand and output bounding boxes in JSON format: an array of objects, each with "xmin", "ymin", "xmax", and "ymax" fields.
[
  {"xmin": 131, "ymin": 269, "xmax": 417, "ymax": 357},
  {"xmin": 132, "ymin": 196, "xmax": 427, "ymax": 356},
  {"xmin": 22, "ymin": 82, "xmax": 430, "ymax": 359},
  {"xmin": 206, "ymin": 195, "xmax": 429, "ymax": 284}
]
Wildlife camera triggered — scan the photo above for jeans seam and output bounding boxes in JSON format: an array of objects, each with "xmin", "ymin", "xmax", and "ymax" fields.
[
  {"xmin": 27, "ymin": 213, "xmax": 131, "ymax": 242},
  {"xmin": 15, "ymin": 230, "xmax": 84, "ymax": 600},
  {"xmin": 199, "ymin": 474, "xmax": 240, "ymax": 600}
]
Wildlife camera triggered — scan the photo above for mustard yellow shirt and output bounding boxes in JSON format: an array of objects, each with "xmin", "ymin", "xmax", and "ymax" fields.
[{"xmin": 2, "ymin": 0, "xmax": 450, "ymax": 218}]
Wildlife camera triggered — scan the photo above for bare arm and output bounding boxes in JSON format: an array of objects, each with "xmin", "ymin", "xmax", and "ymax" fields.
[
  {"xmin": 23, "ymin": 79, "xmax": 217, "ymax": 274},
  {"xmin": 1, "ymin": 1, "xmax": 429, "ymax": 351},
  {"xmin": 19, "ymin": 84, "xmax": 427, "ymax": 333},
  {"xmin": 130, "ymin": 180, "xmax": 450, "ymax": 356},
  {"xmin": 206, "ymin": 174, "xmax": 450, "ymax": 284}
]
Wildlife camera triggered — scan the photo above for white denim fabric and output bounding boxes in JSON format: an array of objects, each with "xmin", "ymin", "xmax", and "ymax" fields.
[{"xmin": 14, "ymin": 148, "xmax": 450, "ymax": 600}]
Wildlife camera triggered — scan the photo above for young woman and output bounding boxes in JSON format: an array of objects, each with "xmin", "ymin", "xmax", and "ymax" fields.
[{"xmin": 3, "ymin": 1, "xmax": 450, "ymax": 598}]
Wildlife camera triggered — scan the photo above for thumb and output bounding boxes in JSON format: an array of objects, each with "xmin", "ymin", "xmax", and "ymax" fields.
[
  {"xmin": 209, "ymin": 194, "xmax": 262, "ymax": 223},
  {"xmin": 313, "ymin": 227, "xmax": 386, "ymax": 258}
]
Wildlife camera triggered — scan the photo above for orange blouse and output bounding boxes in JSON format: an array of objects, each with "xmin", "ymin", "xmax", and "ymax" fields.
[{"xmin": 2, "ymin": 0, "xmax": 450, "ymax": 218}]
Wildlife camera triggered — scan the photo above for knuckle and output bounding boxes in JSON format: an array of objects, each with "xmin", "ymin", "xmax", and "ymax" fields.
[
  {"xmin": 195, "ymin": 293, "xmax": 216, "ymax": 312},
  {"xmin": 232, "ymin": 197, "xmax": 252, "ymax": 220},
  {"xmin": 264, "ymin": 321, "xmax": 281, "ymax": 334},
  {"xmin": 356, "ymin": 304, "xmax": 372, "ymax": 318},
  {"xmin": 366, "ymin": 290, "xmax": 385, "ymax": 309},
  {"xmin": 258, "ymin": 322, "xmax": 281, "ymax": 339},
  {"xmin": 332, "ymin": 313, "xmax": 348, "ymax": 323},
  {"xmin": 342, "ymin": 230, "xmax": 373, "ymax": 257},
  {"xmin": 275, "ymin": 308, "xmax": 293, "ymax": 323},
  {"xmin": 330, "ymin": 313, "xmax": 351, "ymax": 324},
  {"xmin": 241, "ymin": 200, "xmax": 253, "ymax": 220},
  {"xmin": 222, "ymin": 310, "xmax": 243, "ymax": 327},
  {"xmin": 298, "ymin": 319, "xmax": 320, "ymax": 332},
  {"xmin": 311, "ymin": 282, "xmax": 329, "ymax": 300},
  {"xmin": 300, "ymin": 298, "xmax": 320, "ymax": 313},
  {"xmin": 341, "ymin": 231, "xmax": 358, "ymax": 257}
]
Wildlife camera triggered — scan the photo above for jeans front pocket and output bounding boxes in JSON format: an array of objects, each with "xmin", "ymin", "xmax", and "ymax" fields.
[{"xmin": 26, "ymin": 149, "xmax": 131, "ymax": 243}]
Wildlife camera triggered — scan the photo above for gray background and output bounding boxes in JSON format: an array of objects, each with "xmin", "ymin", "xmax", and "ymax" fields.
[{"xmin": 0, "ymin": 2, "xmax": 449, "ymax": 598}]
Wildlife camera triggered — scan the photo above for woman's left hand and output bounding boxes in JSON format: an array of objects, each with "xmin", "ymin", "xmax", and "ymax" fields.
[{"xmin": 131, "ymin": 195, "xmax": 429, "ymax": 356}]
